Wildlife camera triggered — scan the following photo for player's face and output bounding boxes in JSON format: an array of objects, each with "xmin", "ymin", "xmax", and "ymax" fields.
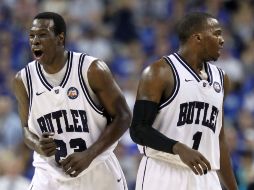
[
  {"xmin": 201, "ymin": 18, "xmax": 224, "ymax": 62},
  {"xmin": 29, "ymin": 19, "xmax": 62, "ymax": 65}
]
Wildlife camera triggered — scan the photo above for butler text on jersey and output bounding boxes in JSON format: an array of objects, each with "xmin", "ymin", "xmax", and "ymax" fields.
[
  {"xmin": 177, "ymin": 101, "xmax": 219, "ymax": 133},
  {"xmin": 37, "ymin": 109, "xmax": 89, "ymax": 134}
]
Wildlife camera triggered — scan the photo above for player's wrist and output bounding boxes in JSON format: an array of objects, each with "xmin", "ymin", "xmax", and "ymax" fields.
[
  {"xmin": 172, "ymin": 142, "xmax": 184, "ymax": 155},
  {"xmin": 34, "ymin": 141, "xmax": 43, "ymax": 155},
  {"xmin": 225, "ymin": 183, "xmax": 238, "ymax": 190},
  {"xmin": 84, "ymin": 146, "xmax": 99, "ymax": 160}
]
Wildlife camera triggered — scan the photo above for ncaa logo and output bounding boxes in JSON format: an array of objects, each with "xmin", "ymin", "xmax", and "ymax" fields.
[
  {"xmin": 213, "ymin": 82, "xmax": 221, "ymax": 93},
  {"xmin": 67, "ymin": 87, "xmax": 79, "ymax": 99}
]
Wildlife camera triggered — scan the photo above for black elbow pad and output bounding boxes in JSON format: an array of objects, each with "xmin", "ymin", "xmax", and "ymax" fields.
[{"xmin": 130, "ymin": 124, "xmax": 147, "ymax": 145}]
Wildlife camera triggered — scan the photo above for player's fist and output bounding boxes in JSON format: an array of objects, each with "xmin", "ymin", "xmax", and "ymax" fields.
[
  {"xmin": 36, "ymin": 132, "xmax": 57, "ymax": 157},
  {"xmin": 60, "ymin": 149, "xmax": 94, "ymax": 177},
  {"xmin": 173, "ymin": 142, "xmax": 211, "ymax": 175}
]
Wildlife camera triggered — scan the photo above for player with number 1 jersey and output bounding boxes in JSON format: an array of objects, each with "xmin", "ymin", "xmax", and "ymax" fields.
[
  {"xmin": 130, "ymin": 12, "xmax": 237, "ymax": 190},
  {"xmin": 142, "ymin": 53, "xmax": 224, "ymax": 169}
]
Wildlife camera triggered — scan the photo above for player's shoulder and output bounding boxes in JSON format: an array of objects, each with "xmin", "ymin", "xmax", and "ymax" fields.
[
  {"xmin": 75, "ymin": 51, "xmax": 105, "ymax": 69},
  {"xmin": 209, "ymin": 62, "xmax": 230, "ymax": 83},
  {"xmin": 206, "ymin": 61, "xmax": 229, "ymax": 80},
  {"xmin": 88, "ymin": 59, "xmax": 110, "ymax": 80},
  {"xmin": 72, "ymin": 51, "xmax": 100, "ymax": 63},
  {"xmin": 78, "ymin": 53, "xmax": 110, "ymax": 81},
  {"xmin": 19, "ymin": 60, "xmax": 37, "ymax": 73},
  {"xmin": 207, "ymin": 61, "xmax": 226, "ymax": 74},
  {"xmin": 27, "ymin": 59, "xmax": 37, "ymax": 66},
  {"xmin": 142, "ymin": 57, "xmax": 173, "ymax": 79},
  {"xmin": 13, "ymin": 70, "xmax": 26, "ymax": 94},
  {"xmin": 207, "ymin": 62, "xmax": 230, "ymax": 94},
  {"xmin": 13, "ymin": 70, "xmax": 22, "ymax": 82},
  {"xmin": 14, "ymin": 60, "xmax": 36, "ymax": 78}
]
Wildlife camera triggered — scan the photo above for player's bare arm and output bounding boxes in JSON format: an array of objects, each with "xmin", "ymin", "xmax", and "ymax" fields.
[
  {"xmin": 130, "ymin": 58, "xmax": 211, "ymax": 175},
  {"xmin": 136, "ymin": 58, "xmax": 172, "ymax": 103},
  {"xmin": 217, "ymin": 73, "xmax": 238, "ymax": 190},
  {"xmin": 88, "ymin": 60, "xmax": 131, "ymax": 157},
  {"xmin": 60, "ymin": 60, "xmax": 131, "ymax": 177},
  {"xmin": 13, "ymin": 71, "xmax": 57, "ymax": 157}
]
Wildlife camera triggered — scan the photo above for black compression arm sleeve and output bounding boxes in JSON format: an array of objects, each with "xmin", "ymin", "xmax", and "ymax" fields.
[{"xmin": 130, "ymin": 100, "xmax": 178, "ymax": 154}]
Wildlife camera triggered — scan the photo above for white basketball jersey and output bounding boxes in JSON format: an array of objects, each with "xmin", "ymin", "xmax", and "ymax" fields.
[
  {"xmin": 21, "ymin": 51, "xmax": 117, "ymax": 180},
  {"xmin": 142, "ymin": 53, "xmax": 225, "ymax": 170}
]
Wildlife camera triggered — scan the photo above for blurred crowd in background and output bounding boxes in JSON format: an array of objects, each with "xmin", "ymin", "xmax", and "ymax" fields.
[{"xmin": 0, "ymin": 0, "xmax": 254, "ymax": 189}]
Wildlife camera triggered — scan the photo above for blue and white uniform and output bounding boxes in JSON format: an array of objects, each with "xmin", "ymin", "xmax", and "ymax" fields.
[
  {"xmin": 136, "ymin": 53, "xmax": 225, "ymax": 190},
  {"xmin": 21, "ymin": 51, "xmax": 127, "ymax": 190}
]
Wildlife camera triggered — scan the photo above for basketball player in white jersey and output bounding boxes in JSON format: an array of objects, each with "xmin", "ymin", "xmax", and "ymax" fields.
[
  {"xmin": 13, "ymin": 12, "xmax": 131, "ymax": 190},
  {"xmin": 130, "ymin": 12, "xmax": 238, "ymax": 190}
]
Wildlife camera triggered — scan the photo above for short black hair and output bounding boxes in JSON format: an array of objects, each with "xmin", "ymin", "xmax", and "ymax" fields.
[
  {"xmin": 176, "ymin": 12, "xmax": 215, "ymax": 44},
  {"xmin": 34, "ymin": 12, "xmax": 66, "ymax": 45}
]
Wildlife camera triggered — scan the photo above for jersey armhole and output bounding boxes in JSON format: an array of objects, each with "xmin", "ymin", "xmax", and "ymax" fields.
[
  {"xmin": 20, "ymin": 68, "xmax": 29, "ymax": 95},
  {"xmin": 78, "ymin": 54, "xmax": 104, "ymax": 115},
  {"xmin": 21, "ymin": 66, "xmax": 33, "ymax": 111},
  {"xmin": 158, "ymin": 56, "xmax": 180, "ymax": 110},
  {"xmin": 217, "ymin": 67, "xmax": 224, "ymax": 94}
]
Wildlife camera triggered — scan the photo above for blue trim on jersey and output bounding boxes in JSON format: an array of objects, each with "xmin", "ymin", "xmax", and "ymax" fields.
[
  {"xmin": 60, "ymin": 51, "xmax": 72, "ymax": 88},
  {"xmin": 159, "ymin": 56, "xmax": 180, "ymax": 110},
  {"xmin": 142, "ymin": 157, "xmax": 149, "ymax": 190},
  {"xmin": 174, "ymin": 53, "xmax": 202, "ymax": 82},
  {"xmin": 143, "ymin": 146, "xmax": 147, "ymax": 156},
  {"xmin": 35, "ymin": 51, "xmax": 72, "ymax": 90},
  {"xmin": 29, "ymin": 184, "xmax": 33, "ymax": 190},
  {"xmin": 25, "ymin": 66, "xmax": 33, "ymax": 111},
  {"xmin": 36, "ymin": 62, "xmax": 52, "ymax": 90},
  {"xmin": 174, "ymin": 53, "xmax": 214, "ymax": 85},
  {"xmin": 204, "ymin": 62, "xmax": 213, "ymax": 85},
  {"xmin": 78, "ymin": 53, "xmax": 104, "ymax": 115},
  {"xmin": 217, "ymin": 68, "xmax": 224, "ymax": 93}
]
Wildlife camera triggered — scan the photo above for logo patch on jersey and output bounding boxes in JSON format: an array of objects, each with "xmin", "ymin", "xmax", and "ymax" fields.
[
  {"xmin": 55, "ymin": 89, "xmax": 59, "ymax": 94},
  {"xmin": 213, "ymin": 82, "xmax": 221, "ymax": 93},
  {"xmin": 185, "ymin": 79, "xmax": 194, "ymax": 82},
  {"xmin": 67, "ymin": 87, "xmax": 79, "ymax": 99},
  {"xmin": 36, "ymin": 91, "xmax": 45, "ymax": 96}
]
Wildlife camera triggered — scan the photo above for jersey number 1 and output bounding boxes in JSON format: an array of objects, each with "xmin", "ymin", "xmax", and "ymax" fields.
[{"xmin": 192, "ymin": 131, "xmax": 202, "ymax": 150}]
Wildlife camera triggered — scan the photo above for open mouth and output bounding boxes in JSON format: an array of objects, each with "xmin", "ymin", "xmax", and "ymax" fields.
[{"xmin": 33, "ymin": 49, "xmax": 44, "ymax": 59}]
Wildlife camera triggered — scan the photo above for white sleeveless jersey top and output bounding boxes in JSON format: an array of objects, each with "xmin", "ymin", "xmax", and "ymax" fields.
[
  {"xmin": 21, "ymin": 51, "xmax": 117, "ymax": 180},
  {"xmin": 142, "ymin": 53, "xmax": 225, "ymax": 170}
]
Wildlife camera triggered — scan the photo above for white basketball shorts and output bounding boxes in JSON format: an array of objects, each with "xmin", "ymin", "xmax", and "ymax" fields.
[
  {"xmin": 135, "ymin": 156, "xmax": 222, "ymax": 190},
  {"xmin": 28, "ymin": 154, "xmax": 128, "ymax": 190}
]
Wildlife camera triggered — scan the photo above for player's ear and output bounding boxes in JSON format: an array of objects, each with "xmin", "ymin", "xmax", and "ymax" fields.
[
  {"xmin": 193, "ymin": 33, "xmax": 202, "ymax": 42},
  {"xmin": 57, "ymin": 32, "xmax": 65, "ymax": 46}
]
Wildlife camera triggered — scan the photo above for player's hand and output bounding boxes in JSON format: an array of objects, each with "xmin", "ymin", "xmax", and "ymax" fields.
[
  {"xmin": 173, "ymin": 142, "xmax": 211, "ymax": 175},
  {"xmin": 59, "ymin": 149, "xmax": 94, "ymax": 177},
  {"xmin": 36, "ymin": 132, "xmax": 57, "ymax": 157}
]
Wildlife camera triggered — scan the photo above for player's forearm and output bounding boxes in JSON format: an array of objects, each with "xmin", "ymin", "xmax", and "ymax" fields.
[
  {"xmin": 130, "ymin": 124, "xmax": 178, "ymax": 154},
  {"xmin": 87, "ymin": 111, "xmax": 131, "ymax": 158},
  {"xmin": 218, "ymin": 161, "xmax": 238, "ymax": 189},
  {"xmin": 23, "ymin": 126, "xmax": 42, "ymax": 154},
  {"xmin": 218, "ymin": 171, "xmax": 238, "ymax": 190},
  {"xmin": 218, "ymin": 140, "xmax": 238, "ymax": 190},
  {"xmin": 130, "ymin": 100, "xmax": 178, "ymax": 154}
]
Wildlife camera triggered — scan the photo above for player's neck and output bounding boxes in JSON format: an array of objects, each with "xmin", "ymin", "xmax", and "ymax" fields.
[
  {"xmin": 199, "ymin": 66, "xmax": 208, "ymax": 80},
  {"xmin": 42, "ymin": 50, "xmax": 68, "ymax": 74},
  {"xmin": 177, "ymin": 47, "xmax": 204, "ymax": 72}
]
